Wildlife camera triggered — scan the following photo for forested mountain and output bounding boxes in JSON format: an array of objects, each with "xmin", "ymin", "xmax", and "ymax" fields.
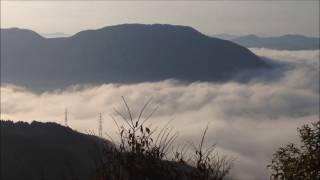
[
  {"xmin": 1, "ymin": 120, "xmax": 109, "ymax": 180},
  {"xmin": 1, "ymin": 24, "xmax": 267, "ymax": 92}
]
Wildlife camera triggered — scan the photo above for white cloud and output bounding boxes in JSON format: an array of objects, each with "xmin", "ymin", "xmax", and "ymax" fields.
[{"xmin": 1, "ymin": 49, "xmax": 319, "ymax": 179}]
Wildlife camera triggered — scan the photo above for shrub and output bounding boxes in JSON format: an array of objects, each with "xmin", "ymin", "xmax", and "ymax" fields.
[
  {"xmin": 96, "ymin": 97, "xmax": 233, "ymax": 180},
  {"xmin": 189, "ymin": 125, "xmax": 233, "ymax": 180},
  {"xmin": 268, "ymin": 121, "xmax": 320, "ymax": 180}
]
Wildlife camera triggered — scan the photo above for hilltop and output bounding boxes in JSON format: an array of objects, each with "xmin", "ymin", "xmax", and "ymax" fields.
[
  {"xmin": 0, "ymin": 120, "xmax": 109, "ymax": 179},
  {"xmin": 1, "ymin": 24, "xmax": 268, "ymax": 92}
]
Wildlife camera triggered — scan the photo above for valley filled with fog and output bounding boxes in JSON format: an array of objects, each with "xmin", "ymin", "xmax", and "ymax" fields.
[{"xmin": 1, "ymin": 48, "xmax": 319, "ymax": 179}]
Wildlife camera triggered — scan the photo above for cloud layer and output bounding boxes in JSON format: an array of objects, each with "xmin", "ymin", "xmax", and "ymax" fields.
[{"xmin": 1, "ymin": 48, "xmax": 319, "ymax": 179}]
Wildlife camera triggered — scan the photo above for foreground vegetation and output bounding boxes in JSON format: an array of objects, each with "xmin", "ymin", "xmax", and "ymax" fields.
[
  {"xmin": 95, "ymin": 97, "xmax": 320, "ymax": 180},
  {"xmin": 268, "ymin": 121, "xmax": 320, "ymax": 180},
  {"xmin": 95, "ymin": 97, "xmax": 233, "ymax": 180},
  {"xmin": 2, "ymin": 99, "xmax": 318, "ymax": 179}
]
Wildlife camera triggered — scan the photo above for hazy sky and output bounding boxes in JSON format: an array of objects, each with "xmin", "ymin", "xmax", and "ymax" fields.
[{"xmin": 1, "ymin": 1, "xmax": 319, "ymax": 37}]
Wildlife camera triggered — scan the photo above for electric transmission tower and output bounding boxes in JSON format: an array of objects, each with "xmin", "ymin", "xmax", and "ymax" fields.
[
  {"xmin": 98, "ymin": 113, "xmax": 102, "ymax": 137},
  {"xmin": 65, "ymin": 108, "xmax": 68, "ymax": 127}
]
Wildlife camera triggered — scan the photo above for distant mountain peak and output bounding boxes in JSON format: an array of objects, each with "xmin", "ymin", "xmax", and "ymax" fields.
[
  {"xmin": 280, "ymin": 34, "xmax": 309, "ymax": 38},
  {"xmin": 242, "ymin": 34, "xmax": 259, "ymax": 39},
  {"xmin": 1, "ymin": 27, "xmax": 44, "ymax": 39},
  {"xmin": 230, "ymin": 34, "xmax": 319, "ymax": 50}
]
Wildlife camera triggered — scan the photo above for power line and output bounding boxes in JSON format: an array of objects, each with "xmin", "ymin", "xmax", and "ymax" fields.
[
  {"xmin": 98, "ymin": 113, "xmax": 102, "ymax": 137},
  {"xmin": 65, "ymin": 108, "xmax": 68, "ymax": 127}
]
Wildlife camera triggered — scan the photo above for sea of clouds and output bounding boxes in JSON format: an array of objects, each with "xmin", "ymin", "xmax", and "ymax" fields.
[{"xmin": 1, "ymin": 48, "xmax": 319, "ymax": 179}]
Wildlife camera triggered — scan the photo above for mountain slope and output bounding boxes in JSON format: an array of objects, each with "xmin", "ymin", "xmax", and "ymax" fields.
[
  {"xmin": 0, "ymin": 120, "xmax": 109, "ymax": 180},
  {"xmin": 231, "ymin": 34, "xmax": 319, "ymax": 50},
  {"xmin": 1, "ymin": 24, "xmax": 268, "ymax": 91}
]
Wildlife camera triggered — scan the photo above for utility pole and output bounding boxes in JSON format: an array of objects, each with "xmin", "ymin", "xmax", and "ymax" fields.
[
  {"xmin": 98, "ymin": 113, "xmax": 102, "ymax": 137},
  {"xmin": 65, "ymin": 108, "xmax": 68, "ymax": 127}
]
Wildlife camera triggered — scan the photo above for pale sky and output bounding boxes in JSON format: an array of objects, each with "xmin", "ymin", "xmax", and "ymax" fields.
[{"xmin": 1, "ymin": 1, "xmax": 319, "ymax": 37}]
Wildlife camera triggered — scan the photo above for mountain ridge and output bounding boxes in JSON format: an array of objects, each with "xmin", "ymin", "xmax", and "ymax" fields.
[
  {"xmin": 212, "ymin": 33, "xmax": 319, "ymax": 50},
  {"xmin": 1, "ymin": 24, "xmax": 268, "ymax": 92},
  {"xmin": 1, "ymin": 120, "xmax": 110, "ymax": 179}
]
